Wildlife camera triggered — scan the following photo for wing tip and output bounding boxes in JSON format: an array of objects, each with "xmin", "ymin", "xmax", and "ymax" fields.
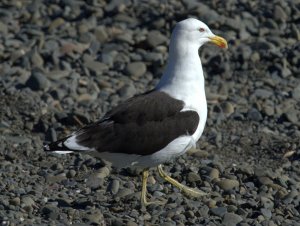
[
  {"xmin": 43, "ymin": 138, "xmax": 73, "ymax": 153},
  {"xmin": 43, "ymin": 143, "xmax": 51, "ymax": 152}
]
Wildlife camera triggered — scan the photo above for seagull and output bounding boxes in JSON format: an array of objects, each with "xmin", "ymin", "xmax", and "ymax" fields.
[{"xmin": 44, "ymin": 18, "xmax": 228, "ymax": 206}]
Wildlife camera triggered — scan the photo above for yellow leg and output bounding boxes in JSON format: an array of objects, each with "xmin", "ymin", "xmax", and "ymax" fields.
[
  {"xmin": 141, "ymin": 169, "xmax": 166, "ymax": 206},
  {"xmin": 141, "ymin": 169, "xmax": 149, "ymax": 206},
  {"xmin": 157, "ymin": 164, "xmax": 206, "ymax": 198}
]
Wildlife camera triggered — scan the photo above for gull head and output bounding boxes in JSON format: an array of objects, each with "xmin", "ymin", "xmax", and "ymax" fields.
[{"xmin": 172, "ymin": 18, "xmax": 228, "ymax": 49}]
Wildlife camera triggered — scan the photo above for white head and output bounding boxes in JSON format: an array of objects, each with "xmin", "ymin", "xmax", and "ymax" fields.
[{"xmin": 171, "ymin": 18, "xmax": 228, "ymax": 50}]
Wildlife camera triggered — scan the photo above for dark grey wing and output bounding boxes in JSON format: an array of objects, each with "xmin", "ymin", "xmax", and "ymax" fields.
[{"xmin": 75, "ymin": 91, "xmax": 200, "ymax": 156}]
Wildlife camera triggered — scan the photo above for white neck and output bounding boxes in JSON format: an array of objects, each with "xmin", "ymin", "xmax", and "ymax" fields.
[{"xmin": 156, "ymin": 35, "xmax": 206, "ymax": 110}]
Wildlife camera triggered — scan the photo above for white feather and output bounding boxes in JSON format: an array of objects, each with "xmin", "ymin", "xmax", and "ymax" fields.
[{"xmin": 64, "ymin": 135, "xmax": 95, "ymax": 151}]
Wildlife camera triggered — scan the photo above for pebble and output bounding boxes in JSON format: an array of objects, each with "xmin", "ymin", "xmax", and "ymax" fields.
[
  {"xmin": 274, "ymin": 5, "xmax": 287, "ymax": 22},
  {"xmin": 126, "ymin": 62, "xmax": 147, "ymax": 78},
  {"xmin": 247, "ymin": 108, "xmax": 263, "ymax": 121},
  {"xmin": 222, "ymin": 213, "xmax": 243, "ymax": 226},
  {"xmin": 83, "ymin": 210, "xmax": 105, "ymax": 225},
  {"xmin": 126, "ymin": 221, "xmax": 138, "ymax": 226},
  {"xmin": 146, "ymin": 30, "xmax": 167, "ymax": 48},
  {"xmin": 86, "ymin": 173, "xmax": 104, "ymax": 190},
  {"xmin": 209, "ymin": 168, "xmax": 220, "ymax": 180},
  {"xmin": 109, "ymin": 179, "xmax": 120, "ymax": 194},
  {"xmin": 42, "ymin": 205, "xmax": 59, "ymax": 220},
  {"xmin": 187, "ymin": 172, "xmax": 201, "ymax": 183},
  {"xmin": 115, "ymin": 188, "xmax": 134, "ymax": 198},
  {"xmin": 83, "ymin": 54, "xmax": 108, "ymax": 74},
  {"xmin": 46, "ymin": 174, "xmax": 67, "ymax": 183},
  {"xmin": 25, "ymin": 70, "xmax": 49, "ymax": 91},
  {"xmin": 9, "ymin": 197, "xmax": 20, "ymax": 206},
  {"xmin": 118, "ymin": 83, "xmax": 136, "ymax": 99},
  {"xmin": 210, "ymin": 206, "xmax": 227, "ymax": 217},
  {"xmin": 217, "ymin": 179, "xmax": 240, "ymax": 191},
  {"xmin": 261, "ymin": 208, "xmax": 272, "ymax": 219}
]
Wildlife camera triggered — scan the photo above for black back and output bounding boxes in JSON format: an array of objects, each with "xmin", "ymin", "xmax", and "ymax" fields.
[{"xmin": 75, "ymin": 91, "xmax": 200, "ymax": 155}]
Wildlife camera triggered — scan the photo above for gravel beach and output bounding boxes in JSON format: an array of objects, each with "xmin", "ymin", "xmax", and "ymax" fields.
[{"xmin": 1, "ymin": 0, "xmax": 300, "ymax": 225}]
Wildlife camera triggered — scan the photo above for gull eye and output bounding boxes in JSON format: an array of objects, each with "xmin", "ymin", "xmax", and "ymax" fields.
[{"xmin": 199, "ymin": 28, "xmax": 205, "ymax": 32}]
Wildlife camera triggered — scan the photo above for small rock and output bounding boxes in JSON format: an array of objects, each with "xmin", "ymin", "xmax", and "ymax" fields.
[
  {"xmin": 31, "ymin": 50, "xmax": 44, "ymax": 68},
  {"xmin": 247, "ymin": 108, "xmax": 263, "ymax": 121},
  {"xmin": 115, "ymin": 188, "xmax": 134, "ymax": 198},
  {"xmin": 51, "ymin": 163, "xmax": 64, "ymax": 171},
  {"xmin": 25, "ymin": 70, "xmax": 50, "ymax": 91},
  {"xmin": 274, "ymin": 5, "xmax": 287, "ymax": 22},
  {"xmin": 284, "ymin": 111, "xmax": 298, "ymax": 124},
  {"xmin": 109, "ymin": 179, "xmax": 120, "ymax": 195},
  {"xmin": 83, "ymin": 54, "xmax": 108, "ymax": 74},
  {"xmin": 126, "ymin": 221, "xmax": 138, "ymax": 226},
  {"xmin": 187, "ymin": 172, "xmax": 201, "ymax": 183},
  {"xmin": 86, "ymin": 173, "xmax": 104, "ymax": 190},
  {"xmin": 261, "ymin": 196, "xmax": 274, "ymax": 209},
  {"xmin": 222, "ymin": 213, "xmax": 243, "ymax": 226},
  {"xmin": 261, "ymin": 208, "xmax": 272, "ymax": 219},
  {"xmin": 217, "ymin": 179, "xmax": 239, "ymax": 191},
  {"xmin": 210, "ymin": 206, "xmax": 227, "ymax": 217},
  {"xmin": 46, "ymin": 174, "xmax": 67, "ymax": 184},
  {"xmin": 146, "ymin": 30, "xmax": 167, "ymax": 48},
  {"xmin": 9, "ymin": 197, "xmax": 21, "ymax": 206},
  {"xmin": 97, "ymin": 166, "xmax": 111, "ymax": 178},
  {"xmin": 5, "ymin": 153, "xmax": 17, "ymax": 161},
  {"xmin": 48, "ymin": 17, "xmax": 65, "ymax": 31},
  {"xmin": 209, "ymin": 168, "xmax": 220, "ymax": 180},
  {"xmin": 126, "ymin": 62, "xmax": 146, "ymax": 78},
  {"xmin": 253, "ymin": 89, "xmax": 273, "ymax": 99},
  {"xmin": 83, "ymin": 210, "xmax": 105, "ymax": 225},
  {"xmin": 118, "ymin": 83, "xmax": 136, "ymax": 99},
  {"xmin": 292, "ymin": 84, "xmax": 300, "ymax": 101},
  {"xmin": 94, "ymin": 26, "xmax": 109, "ymax": 42},
  {"xmin": 221, "ymin": 102, "xmax": 234, "ymax": 116},
  {"xmin": 258, "ymin": 176, "xmax": 273, "ymax": 185},
  {"xmin": 42, "ymin": 205, "xmax": 59, "ymax": 220},
  {"xmin": 67, "ymin": 170, "xmax": 76, "ymax": 178},
  {"xmin": 21, "ymin": 196, "xmax": 36, "ymax": 212}
]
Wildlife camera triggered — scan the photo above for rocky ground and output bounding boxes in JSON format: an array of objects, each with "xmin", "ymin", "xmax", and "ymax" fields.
[{"xmin": 0, "ymin": 0, "xmax": 300, "ymax": 225}]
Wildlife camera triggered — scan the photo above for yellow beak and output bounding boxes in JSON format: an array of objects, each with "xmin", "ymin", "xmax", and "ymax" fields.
[{"xmin": 209, "ymin": 35, "xmax": 228, "ymax": 49}]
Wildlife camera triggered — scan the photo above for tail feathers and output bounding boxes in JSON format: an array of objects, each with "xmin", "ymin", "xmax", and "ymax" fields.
[{"xmin": 44, "ymin": 136, "xmax": 75, "ymax": 153}]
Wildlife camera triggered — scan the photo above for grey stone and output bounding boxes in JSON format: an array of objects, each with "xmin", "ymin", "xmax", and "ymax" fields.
[
  {"xmin": 253, "ymin": 89, "xmax": 273, "ymax": 99},
  {"xmin": 42, "ymin": 205, "xmax": 59, "ymax": 220},
  {"xmin": 83, "ymin": 210, "xmax": 105, "ymax": 225},
  {"xmin": 284, "ymin": 111, "xmax": 298, "ymax": 124},
  {"xmin": 258, "ymin": 176, "xmax": 273, "ymax": 185},
  {"xmin": 25, "ymin": 70, "xmax": 49, "ymax": 91},
  {"xmin": 115, "ymin": 188, "xmax": 134, "ymax": 198},
  {"xmin": 217, "ymin": 179, "xmax": 239, "ymax": 191},
  {"xmin": 83, "ymin": 54, "xmax": 108, "ymax": 74},
  {"xmin": 222, "ymin": 213, "xmax": 243, "ymax": 226},
  {"xmin": 94, "ymin": 26, "xmax": 109, "ymax": 43},
  {"xmin": 210, "ymin": 206, "xmax": 227, "ymax": 217},
  {"xmin": 9, "ymin": 197, "xmax": 20, "ymax": 206},
  {"xmin": 125, "ymin": 62, "xmax": 146, "ymax": 78},
  {"xmin": 274, "ymin": 5, "xmax": 287, "ymax": 22},
  {"xmin": 187, "ymin": 172, "xmax": 201, "ymax": 183},
  {"xmin": 221, "ymin": 102, "xmax": 235, "ymax": 116},
  {"xmin": 109, "ymin": 179, "xmax": 120, "ymax": 195},
  {"xmin": 247, "ymin": 108, "xmax": 263, "ymax": 121},
  {"xmin": 261, "ymin": 208, "xmax": 272, "ymax": 219},
  {"xmin": 46, "ymin": 174, "xmax": 67, "ymax": 184},
  {"xmin": 146, "ymin": 30, "xmax": 167, "ymax": 48},
  {"xmin": 86, "ymin": 173, "xmax": 104, "ymax": 190},
  {"xmin": 292, "ymin": 84, "xmax": 300, "ymax": 101},
  {"xmin": 118, "ymin": 83, "xmax": 136, "ymax": 99}
]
